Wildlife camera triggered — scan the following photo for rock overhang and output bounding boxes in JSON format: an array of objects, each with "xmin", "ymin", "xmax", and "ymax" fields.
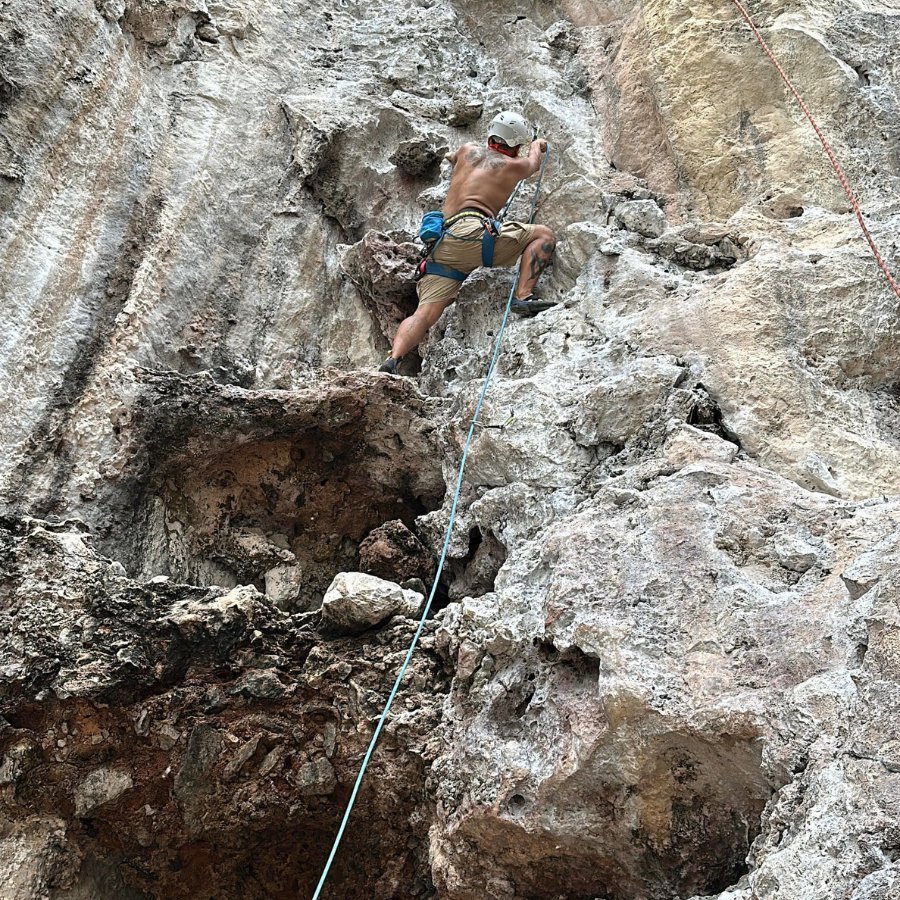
[
  {"xmin": 101, "ymin": 369, "xmax": 447, "ymax": 608},
  {"xmin": 0, "ymin": 515, "xmax": 450, "ymax": 900}
]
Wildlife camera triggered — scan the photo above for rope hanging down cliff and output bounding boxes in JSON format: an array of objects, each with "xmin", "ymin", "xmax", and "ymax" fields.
[
  {"xmin": 729, "ymin": 0, "xmax": 900, "ymax": 303},
  {"xmin": 310, "ymin": 147, "xmax": 551, "ymax": 900}
]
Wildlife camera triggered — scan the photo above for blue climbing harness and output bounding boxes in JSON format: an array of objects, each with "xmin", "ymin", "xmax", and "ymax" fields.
[{"xmin": 416, "ymin": 208, "xmax": 500, "ymax": 282}]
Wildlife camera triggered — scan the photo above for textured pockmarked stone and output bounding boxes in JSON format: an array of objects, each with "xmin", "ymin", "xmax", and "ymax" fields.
[
  {"xmin": 3, "ymin": 0, "xmax": 900, "ymax": 895},
  {"xmin": 615, "ymin": 198, "xmax": 668, "ymax": 237}
]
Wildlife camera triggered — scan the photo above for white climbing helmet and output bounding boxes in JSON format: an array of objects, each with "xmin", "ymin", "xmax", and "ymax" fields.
[{"xmin": 488, "ymin": 111, "xmax": 531, "ymax": 148}]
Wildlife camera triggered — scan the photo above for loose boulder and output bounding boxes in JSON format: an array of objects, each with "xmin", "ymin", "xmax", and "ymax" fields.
[
  {"xmin": 358, "ymin": 519, "xmax": 436, "ymax": 585},
  {"xmin": 320, "ymin": 572, "xmax": 423, "ymax": 634}
]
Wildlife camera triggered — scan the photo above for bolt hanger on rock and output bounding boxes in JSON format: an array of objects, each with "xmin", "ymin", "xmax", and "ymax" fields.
[{"xmin": 473, "ymin": 408, "xmax": 516, "ymax": 431}]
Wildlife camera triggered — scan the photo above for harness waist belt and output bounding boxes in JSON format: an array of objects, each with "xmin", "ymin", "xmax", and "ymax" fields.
[
  {"xmin": 443, "ymin": 208, "xmax": 498, "ymax": 268},
  {"xmin": 445, "ymin": 207, "xmax": 491, "ymax": 225},
  {"xmin": 422, "ymin": 208, "xmax": 501, "ymax": 282}
]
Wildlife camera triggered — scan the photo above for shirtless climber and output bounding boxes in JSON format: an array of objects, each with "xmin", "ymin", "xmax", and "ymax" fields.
[{"xmin": 379, "ymin": 111, "xmax": 557, "ymax": 374}]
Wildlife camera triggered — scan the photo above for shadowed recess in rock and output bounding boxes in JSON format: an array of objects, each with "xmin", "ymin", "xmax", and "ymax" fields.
[
  {"xmin": 443, "ymin": 724, "xmax": 769, "ymax": 900},
  {"xmin": 105, "ymin": 371, "xmax": 445, "ymax": 610},
  {"xmin": 432, "ymin": 634, "xmax": 775, "ymax": 900},
  {"xmin": 445, "ymin": 526, "xmax": 506, "ymax": 605},
  {"xmin": 0, "ymin": 517, "xmax": 450, "ymax": 900}
]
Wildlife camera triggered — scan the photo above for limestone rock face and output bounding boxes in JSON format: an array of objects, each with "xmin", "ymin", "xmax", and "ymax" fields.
[
  {"xmin": 3, "ymin": 0, "xmax": 900, "ymax": 897},
  {"xmin": 430, "ymin": 431, "xmax": 900, "ymax": 899}
]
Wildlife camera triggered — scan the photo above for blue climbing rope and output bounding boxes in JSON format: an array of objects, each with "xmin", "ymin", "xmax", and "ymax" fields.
[{"xmin": 310, "ymin": 144, "xmax": 551, "ymax": 900}]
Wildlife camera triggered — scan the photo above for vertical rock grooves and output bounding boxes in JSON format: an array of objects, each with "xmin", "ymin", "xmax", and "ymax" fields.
[{"xmin": 5, "ymin": 192, "xmax": 166, "ymax": 511}]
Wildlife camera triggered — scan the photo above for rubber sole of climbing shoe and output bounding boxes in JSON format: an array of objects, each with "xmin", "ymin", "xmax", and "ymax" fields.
[
  {"xmin": 378, "ymin": 357, "xmax": 399, "ymax": 374},
  {"xmin": 511, "ymin": 297, "xmax": 557, "ymax": 316}
]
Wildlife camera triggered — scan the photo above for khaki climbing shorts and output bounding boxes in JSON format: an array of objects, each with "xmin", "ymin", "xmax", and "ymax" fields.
[{"xmin": 416, "ymin": 217, "xmax": 538, "ymax": 306}]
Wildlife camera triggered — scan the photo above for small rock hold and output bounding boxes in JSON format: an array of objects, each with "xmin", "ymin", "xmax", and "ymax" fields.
[
  {"xmin": 227, "ymin": 668, "xmax": 289, "ymax": 700},
  {"xmin": 74, "ymin": 767, "xmax": 133, "ymax": 817},
  {"xmin": 841, "ymin": 552, "xmax": 884, "ymax": 600},
  {"xmin": 401, "ymin": 577, "xmax": 427, "ymax": 595},
  {"xmin": 296, "ymin": 757, "xmax": 337, "ymax": 796},
  {"xmin": 323, "ymin": 722, "xmax": 337, "ymax": 759},
  {"xmin": 805, "ymin": 452, "xmax": 841, "ymax": 496},
  {"xmin": 135, "ymin": 709, "xmax": 150, "ymax": 737},
  {"xmin": 157, "ymin": 724, "xmax": 181, "ymax": 751},
  {"xmin": 203, "ymin": 686, "xmax": 228, "ymax": 713},
  {"xmin": 0, "ymin": 741, "xmax": 38, "ymax": 784},
  {"xmin": 545, "ymin": 21, "xmax": 580, "ymax": 52},
  {"xmin": 95, "ymin": 0, "xmax": 125, "ymax": 22},
  {"xmin": 264, "ymin": 563, "xmax": 303, "ymax": 610},
  {"xmin": 774, "ymin": 536, "xmax": 819, "ymax": 573},
  {"xmin": 116, "ymin": 645, "xmax": 144, "ymax": 669},
  {"xmin": 173, "ymin": 725, "xmax": 221, "ymax": 803},
  {"xmin": 390, "ymin": 139, "xmax": 448, "ymax": 177},
  {"xmin": 456, "ymin": 639, "xmax": 484, "ymax": 680},
  {"xmin": 196, "ymin": 22, "xmax": 219, "ymax": 42},
  {"xmin": 615, "ymin": 199, "xmax": 667, "ymax": 238},
  {"xmin": 259, "ymin": 746, "xmax": 283, "ymax": 777},
  {"xmin": 664, "ymin": 424, "xmax": 737, "ymax": 468},
  {"xmin": 609, "ymin": 488, "xmax": 640, "ymax": 506},
  {"xmin": 223, "ymin": 734, "xmax": 261, "ymax": 782},
  {"xmin": 447, "ymin": 99, "xmax": 484, "ymax": 127}
]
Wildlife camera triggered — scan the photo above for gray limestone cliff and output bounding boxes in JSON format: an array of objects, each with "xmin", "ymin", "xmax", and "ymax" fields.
[{"xmin": 2, "ymin": 0, "xmax": 900, "ymax": 897}]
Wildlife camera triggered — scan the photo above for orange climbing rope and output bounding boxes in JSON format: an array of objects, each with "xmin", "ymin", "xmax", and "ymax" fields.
[{"xmin": 728, "ymin": 0, "xmax": 900, "ymax": 303}]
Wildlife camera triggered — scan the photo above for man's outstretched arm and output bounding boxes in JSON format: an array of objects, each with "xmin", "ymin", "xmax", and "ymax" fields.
[
  {"xmin": 522, "ymin": 138, "xmax": 548, "ymax": 175},
  {"xmin": 506, "ymin": 139, "xmax": 547, "ymax": 178}
]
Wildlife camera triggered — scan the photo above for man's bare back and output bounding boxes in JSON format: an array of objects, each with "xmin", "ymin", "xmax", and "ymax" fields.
[{"xmin": 443, "ymin": 140, "xmax": 547, "ymax": 218}]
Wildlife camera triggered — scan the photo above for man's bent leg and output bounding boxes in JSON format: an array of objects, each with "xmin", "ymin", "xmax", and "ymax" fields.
[
  {"xmin": 514, "ymin": 225, "xmax": 556, "ymax": 300},
  {"xmin": 390, "ymin": 298, "xmax": 455, "ymax": 361}
]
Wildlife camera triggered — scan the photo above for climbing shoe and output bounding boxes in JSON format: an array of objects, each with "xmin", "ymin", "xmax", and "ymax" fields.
[
  {"xmin": 378, "ymin": 356, "xmax": 399, "ymax": 374},
  {"xmin": 511, "ymin": 295, "xmax": 557, "ymax": 317}
]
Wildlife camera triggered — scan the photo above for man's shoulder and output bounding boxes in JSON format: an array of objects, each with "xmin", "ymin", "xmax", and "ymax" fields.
[
  {"xmin": 459, "ymin": 141, "xmax": 484, "ymax": 161},
  {"xmin": 446, "ymin": 141, "xmax": 480, "ymax": 167}
]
